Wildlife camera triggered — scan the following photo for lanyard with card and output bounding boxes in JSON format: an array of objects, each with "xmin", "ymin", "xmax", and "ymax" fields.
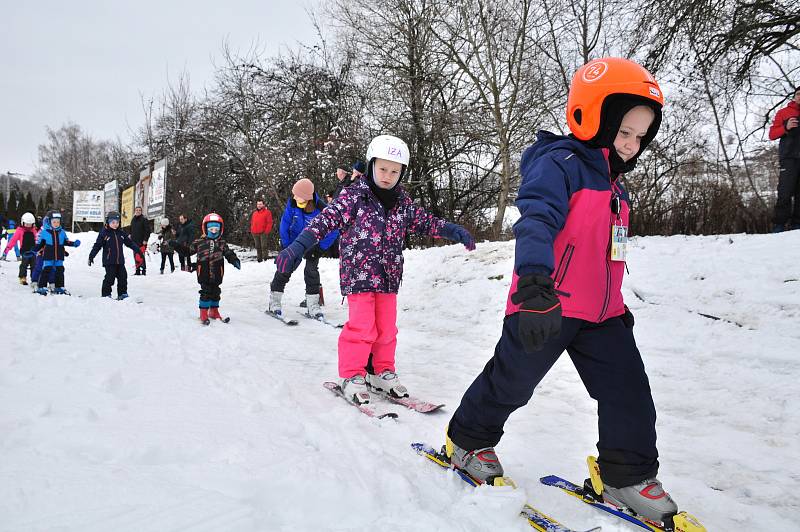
[{"xmin": 610, "ymin": 193, "xmax": 627, "ymax": 262}]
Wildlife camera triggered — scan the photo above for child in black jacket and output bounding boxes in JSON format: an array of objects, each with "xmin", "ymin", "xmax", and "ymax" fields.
[
  {"xmin": 88, "ymin": 211, "xmax": 142, "ymax": 299},
  {"xmin": 189, "ymin": 213, "xmax": 240, "ymax": 324}
]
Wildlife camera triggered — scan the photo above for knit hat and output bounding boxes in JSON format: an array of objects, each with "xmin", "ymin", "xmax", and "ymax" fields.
[
  {"xmin": 353, "ymin": 160, "xmax": 366, "ymax": 174},
  {"xmin": 292, "ymin": 178, "xmax": 314, "ymax": 201}
]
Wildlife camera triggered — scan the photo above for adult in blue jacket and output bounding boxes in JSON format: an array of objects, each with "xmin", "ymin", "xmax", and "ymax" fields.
[
  {"xmin": 269, "ymin": 178, "xmax": 338, "ymax": 318},
  {"xmin": 34, "ymin": 211, "xmax": 80, "ymax": 294},
  {"xmin": 88, "ymin": 211, "xmax": 143, "ymax": 299}
]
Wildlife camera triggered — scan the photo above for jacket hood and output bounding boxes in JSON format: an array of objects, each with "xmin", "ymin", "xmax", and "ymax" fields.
[
  {"xmin": 42, "ymin": 217, "xmax": 62, "ymax": 232},
  {"xmin": 524, "ymin": 130, "xmax": 610, "ymax": 177}
]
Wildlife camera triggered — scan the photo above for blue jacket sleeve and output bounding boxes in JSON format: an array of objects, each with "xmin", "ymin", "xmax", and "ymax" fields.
[
  {"xmin": 513, "ymin": 151, "xmax": 571, "ymax": 276},
  {"xmin": 279, "ymin": 199, "xmax": 292, "ymax": 248}
]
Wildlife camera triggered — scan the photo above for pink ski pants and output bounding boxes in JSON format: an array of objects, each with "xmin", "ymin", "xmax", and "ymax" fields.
[{"xmin": 338, "ymin": 292, "xmax": 398, "ymax": 378}]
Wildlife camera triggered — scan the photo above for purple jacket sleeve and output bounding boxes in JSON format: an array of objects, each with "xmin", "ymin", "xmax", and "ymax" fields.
[
  {"xmin": 305, "ymin": 187, "xmax": 359, "ymax": 243},
  {"xmin": 405, "ymin": 198, "xmax": 447, "ymax": 237}
]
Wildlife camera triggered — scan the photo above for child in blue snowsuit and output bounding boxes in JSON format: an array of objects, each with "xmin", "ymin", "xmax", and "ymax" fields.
[
  {"xmin": 88, "ymin": 211, "xmax": 143, "ymax": 299},
  {"xmin": 34, "ymin": 211, "xmax": 80, "ymax": 294}
]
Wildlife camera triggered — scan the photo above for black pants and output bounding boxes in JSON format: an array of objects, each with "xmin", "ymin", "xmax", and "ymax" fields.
[
  {"xmin": 102, "ymin": 265, "xmax": 128, "ymax": 297},
  {"xmin": 178, "ymin": 249, "xmax": 193, "ymax": 270},
  {"xmin": 448, "ymin": 313, "xmax": 658, "ymax": 488},
  {"xmin": 160, "ymin": 252, "xmax": 175, "ymax": 272},
  {"xmin": 270, "ymin": 255, "xmax": 320, "ymax": 295},
  {"xmin": 40, "ymin": 265, "xmax": 65, "ymax": 288},
  {"xmin": 199, "ymin": 283, "xmax": 222, "ymax": 306},
  {"xmin": 774, "ymin": 157, "xmax": 800, "ymax": 226},
  {"xmin": 19, "ymin": 256, "xmax": 35, "ymax": 279}
]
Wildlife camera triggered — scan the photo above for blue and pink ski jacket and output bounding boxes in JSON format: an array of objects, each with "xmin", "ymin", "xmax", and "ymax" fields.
[
  {"xmin": 305, "ymin": 177, "xmax": 446, "ymax": 296},
  {"xmin": 36, "ymin": 217, "xmax": 77, "ymax": 268},
  {"xmin": 507, "ymin": 131, "xmax": 630, "ymax": 323}
]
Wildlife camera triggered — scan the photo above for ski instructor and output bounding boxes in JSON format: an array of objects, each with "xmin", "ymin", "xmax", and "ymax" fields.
[{"xmin": 443, "ymin": 58, "xmax": 684, "ymax": 527}]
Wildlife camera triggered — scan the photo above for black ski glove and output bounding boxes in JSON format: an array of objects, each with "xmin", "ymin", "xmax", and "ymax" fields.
[
  {"xmin": 511, "ymin": 274, "xmax": 562, "ymax": 353},
  {"xmin": 621, "ymin": 305, "xmax": 634, "ymax": 328}
]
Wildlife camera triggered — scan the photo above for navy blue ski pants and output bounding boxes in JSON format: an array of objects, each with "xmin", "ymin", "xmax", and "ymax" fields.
[{"xmin": 448, "ymin": 313, "xmax": 659, "ymax": 488}]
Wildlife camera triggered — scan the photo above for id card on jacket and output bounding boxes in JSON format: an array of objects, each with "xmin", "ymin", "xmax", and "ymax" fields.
[{"xmin": 610, "ymin": 225, "xmax": 628, "ymax": 262}]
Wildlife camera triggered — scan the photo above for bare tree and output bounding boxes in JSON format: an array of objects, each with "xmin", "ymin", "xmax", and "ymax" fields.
[{"xmin": 428, "ymin": 0, "xmax": 545, "ymax": 237}]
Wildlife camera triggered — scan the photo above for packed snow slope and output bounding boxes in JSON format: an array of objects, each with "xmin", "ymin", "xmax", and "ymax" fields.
[{"xmin": 2, "ymin": 231, "xmax": 799, "ymax": 531}]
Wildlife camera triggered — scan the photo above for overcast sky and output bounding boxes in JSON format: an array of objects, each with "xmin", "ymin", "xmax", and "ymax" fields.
[{"xmin": 1, "ymin": 0, "xmax": 322, "ymax": 176}]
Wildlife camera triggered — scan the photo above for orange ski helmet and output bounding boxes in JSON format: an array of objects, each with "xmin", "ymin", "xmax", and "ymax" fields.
[
  {"xmin": 202, "ymin": 212, "xmax": 224, "ymax": 236},
  {"xmin": 567, "ymin": 57, "xmax": 664, "ymax": 142}
]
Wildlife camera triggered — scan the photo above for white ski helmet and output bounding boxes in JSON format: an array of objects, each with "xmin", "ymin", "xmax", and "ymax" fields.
[
  {"xmin": 365, "ymin": 135, "xmax": 410, "ymax": 167},
  {"xmin": 21, "ymin": 212, "xmax": 35, "ymax": 225},
  {"xmin": 160, "ymin": 218, "xmax": 170, "ymax": 227}
]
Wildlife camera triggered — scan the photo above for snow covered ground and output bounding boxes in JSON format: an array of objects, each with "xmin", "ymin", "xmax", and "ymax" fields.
[{"xmin": 1, "ymin": 231, "xmax": 798, "ymax": 531}]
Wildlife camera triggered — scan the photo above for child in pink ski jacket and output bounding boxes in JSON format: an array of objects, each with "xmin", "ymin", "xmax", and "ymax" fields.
[
  {"xmin": 2, "ymin": 212, "xmax": 39, "ymax": 285},
  {"xmin": 445, "ymin": 58, "xmax": 685, "ymax": 527},
  {"xmin": 275, "ymin": 135, "xmax": 475, "ymax": 405}
]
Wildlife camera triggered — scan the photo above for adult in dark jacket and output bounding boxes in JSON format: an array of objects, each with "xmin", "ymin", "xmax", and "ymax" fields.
[
  {"xmin": 88, "ymin": 211, "xmax": 142, "ymax": 299},
  {"xmin": 129, "ymin": 206, "xmax": 151, "ymax": 274},
  {"xmin": 769, "ymin": 86, "xmax": 800, "ymax": 232},
  {"xmin": 333, "ymin": 160, "xmax": 366, "ymax": 199},
  {"xmin": 171, "ymin": 214, "xmax": 196, "ymax": 271},
  {"xmin": 157, "ymin": 218, "xmax": 176, "ymax": 273}
]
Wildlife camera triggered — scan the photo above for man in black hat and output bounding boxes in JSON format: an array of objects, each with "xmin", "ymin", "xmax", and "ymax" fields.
[{"xmin": 333, "ymin": 160, "xmax": 366, "ymax": 199}]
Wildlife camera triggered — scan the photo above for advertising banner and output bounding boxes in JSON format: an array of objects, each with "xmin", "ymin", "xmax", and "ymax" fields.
[
  {"xmin": 136, "ymin": 166, "xmax": 151, "ymax": 215},
  {"xmin": 148, "ymin": 158, "xmax": 167, "ymax": 218},
  {"xmin": 121, "ymin": 186, "xmax": 135, "ymax": 227},
  {"xmin": 104, "ymin": 179, "xmax": 118, "ymax": 216},
  {"xmin": 72, "ymin": 190, "xmax": 104, "ymax": 223}
]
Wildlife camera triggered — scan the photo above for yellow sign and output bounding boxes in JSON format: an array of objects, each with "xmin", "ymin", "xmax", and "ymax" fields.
[{"xmin": 121, "ymin": 186, "xmax": 135, "ymax": 227}]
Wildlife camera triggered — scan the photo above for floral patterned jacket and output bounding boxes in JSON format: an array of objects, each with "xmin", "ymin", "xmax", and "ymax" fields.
[{"xmin": 304, "ymin": 177, "xmax": 446, "ymax": 295}]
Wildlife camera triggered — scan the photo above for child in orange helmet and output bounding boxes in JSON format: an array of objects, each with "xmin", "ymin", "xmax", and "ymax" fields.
[
  {"xmin": 444, "ymin": 58, "xmax": 681, "ymax": 525},
  {"xmin": 189, "ymin": 213, "xmax": 241, "ymax": 324}
]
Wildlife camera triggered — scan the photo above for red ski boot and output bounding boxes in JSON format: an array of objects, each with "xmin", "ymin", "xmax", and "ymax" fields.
[{"xmin": 208, "ymin": 307, "xmax": 230, "ymax": 323}]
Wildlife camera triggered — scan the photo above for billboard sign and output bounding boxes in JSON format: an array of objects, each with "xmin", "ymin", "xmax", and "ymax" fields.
[
  {"xmin": 136, "ymin": 166, "xmax": 151, "ymax": 215},
  {"xmin": 121, "ymin": 186, "xmax": 135, "ymax": 227},
  {"xmin": 104, "ymin": 179, "xmax": 118, "ymax": 215},
  {"xmin": 148, "ymin": 158, "xmax": 167, "ymax": 218},
  {"xmin": 72, "ymin": 190, "xmax": 104, "ymax": 223}
]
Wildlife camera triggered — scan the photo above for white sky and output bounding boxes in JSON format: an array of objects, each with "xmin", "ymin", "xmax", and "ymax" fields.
[{"xmin": 1, "ymin": 0, "xmax": 321, "ymax": 176}]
